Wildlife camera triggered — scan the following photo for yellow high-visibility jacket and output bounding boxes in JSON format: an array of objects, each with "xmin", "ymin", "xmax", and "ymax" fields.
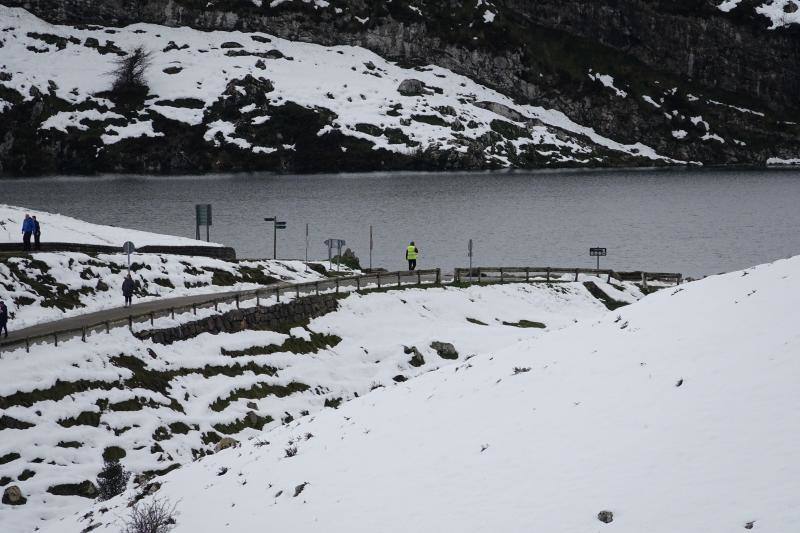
[{"xmin": 406, "ymin": 245, "xmax": 418, "ymax": 260}]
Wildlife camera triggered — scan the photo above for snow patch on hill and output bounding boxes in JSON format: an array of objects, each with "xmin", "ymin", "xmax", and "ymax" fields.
[
  {"xmin": 718, "ymin": 0, "xmax": 800, "ymax": 28},
  {"xmin": 35, "ymin": 254, "xmax": 800, "ymax": 533}
]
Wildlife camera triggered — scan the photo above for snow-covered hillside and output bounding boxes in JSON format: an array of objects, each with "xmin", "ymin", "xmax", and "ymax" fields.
[
  {"xmin": 0, "ymin": 5, "xmax": 678, "ymax": 171},
  {"xmin": 718, "ymin": 0, "xmax": 800, "ymax": 28},
  {"xmin": 0, "ymin": 277, "xmax": 639, "ymax": 532},
  {"xmin": 37, "ymin": 254, "xmax": 800, "ymax": 533},
  {"xmin": 0, "ymin": 204, "xmax": 222, "ymax": 247}
]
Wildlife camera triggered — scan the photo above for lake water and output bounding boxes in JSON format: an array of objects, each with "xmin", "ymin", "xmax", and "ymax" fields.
[{"xmin": 2, "ymin": 168, "xmax": 799, "ymax": 277}]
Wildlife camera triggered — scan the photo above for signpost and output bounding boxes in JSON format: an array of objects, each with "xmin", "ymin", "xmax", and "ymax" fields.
[
  {"xmin": 590, "ymin": 247, "xmax": 607, "ymax": 270},
  {"xmin": 195, "ymin": 204, "xmax": 212, "ymax": 242},
  {"xmin": 305, "ymin": 223, "xmax": 309, "ymax": 271},
  {"xmin": 467, "ymin": 239, "xmax": 473, "ymax": 282},
  {"xmin": 325, "ymin": 238, "xmax": 346, "ymax": 271},
  {"xmin": 265, "ymin": 217, "xmax": 287, "ymax": 259},
  {"xmin": 122, "ymin": 241, "xmax": 136, "ymax": 272},
  {"xmin": 369, "ymin": 225, "xmax": 373, "ymax": 270}
]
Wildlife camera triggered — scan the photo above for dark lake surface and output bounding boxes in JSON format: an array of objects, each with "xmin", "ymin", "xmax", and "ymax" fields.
[{"xmin": 3, "ymin": 168, "xmax": 800, "ymax": 277}]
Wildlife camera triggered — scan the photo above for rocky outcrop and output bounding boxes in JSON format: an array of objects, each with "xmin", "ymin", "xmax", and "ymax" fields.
[
  {"xmin": 430, "ymin": 341, "xmax": 459, "ymax": 360},
  {"xmin": 2, "ymin": 485, "xmax": 26, "ymax": 505}
]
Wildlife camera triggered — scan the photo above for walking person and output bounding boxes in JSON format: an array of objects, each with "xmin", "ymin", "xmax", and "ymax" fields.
[
  {"xmin": 406, "ymin": 241, "xmax": 419, "ymax": 271},
  {"xmin": 0, "ymin": 301, "xmax": 8, "ymax": 339},
  {"xmin": 122, "ymin": 274, "xmax": 135, "ymax": 308},
  {"xmin": 32, "ymin": 216, "xmax": 41, "ymax": 250},
  {"xmin": 21, "ymin": 214, "xmax": 35, "ymax": 251}
]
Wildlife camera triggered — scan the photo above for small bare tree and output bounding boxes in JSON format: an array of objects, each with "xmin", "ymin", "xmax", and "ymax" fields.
[
  {"xmin": 109, "ymin": 46, "xmax": 152, "ymax": 102},
  {"xmin": 122, "ymin": 497, "xmax": 178, "ymax": 533}
]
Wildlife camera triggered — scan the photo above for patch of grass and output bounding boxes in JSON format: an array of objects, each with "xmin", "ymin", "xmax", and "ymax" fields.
[
  {"xmin": 466, "ymin": 317, "xmax": 488, "ymax": 325},
  {"xmin": 56, "ymin": 441, "xmax": 82, "ymax": 449},
  {"xmin": 502, "ymin": 320, "xmax": 546, "ymax": 329},
  {"xmin": 57, "ymin": 411, "xmax": 100, "ymax": 428},
  {"xmin": 213, "ymin": 413, "xmax": 273, "ymax": 434},
  {"xmin": 221, "ymin": 332, "xmax": 341, "ymax": 357},
  {"xmin": 210, "ymin": 381, "xmax": 309, "ymax": 412},
  {"xmin": 0, "ymin": 452, "xmax": 20, "ymax": 465},
  {"xmin": 152, "ymin": 277, "xmax": 175, "ymax": 289},
  {"xmin": 583, "ymin": 281, "xmax": 629, "ymax": 310},
  {"xmin": 102, "ymin": 446, "xmax": 126, "ymax": 461}
]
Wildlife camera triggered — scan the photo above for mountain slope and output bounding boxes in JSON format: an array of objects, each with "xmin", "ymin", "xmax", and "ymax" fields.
[
  {"xmin": 41, "ymin": 254, "xmax": 800, "ymax": 532},
  {"xmin": 1, "ymin": 2, "xmax": 799, "ymax": 174}
]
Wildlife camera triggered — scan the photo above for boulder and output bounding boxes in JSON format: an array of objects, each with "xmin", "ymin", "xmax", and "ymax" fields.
[
  {"xmin": 597, "ymin": 510, "xmax": 614, "ymax": 523},
  {"xmin": 430, "ymin": 341, "xmax": 458, "ymax": 360},
  {"xmin": 404, "ymin": 346, "xmax": 425, "ymax": 367},
  {"xmin": 46, "ymin": 480, "xmax": 98, "ymax": 498},
  {"xmin": 214, "ymin": 437, "xmax": 239, "ymax": 452},
  {"xmin": 397, "ymin": 79, "xmax": 429, "ymax": 96},
  {"xmin": 2, "ymin": 485, "xmax": 26, "ymax": 505}
]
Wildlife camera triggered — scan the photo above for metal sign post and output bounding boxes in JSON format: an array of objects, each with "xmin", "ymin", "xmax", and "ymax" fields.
[
  {"xmin": 122, "ymin": 241, "xmax": 136, "ymax": 273},
  {"xmin": 590, "ymin": 247, "xmax": 607, "ymax": 270},
  {"xmin": 305, "ymin": 223, "xmax": 309, "ymax": 272},
  {"xmin": 324, "ymin": 239, "xmax": 346, "ymax": 272},
  {"xmin": 264, "ymin": 217, "xmax": 287, "ymax": 259},
  {"xmin": 468, "ymin": 239, "xmax": 473, "ymax": 282},
  {"xmin": 369, "ymin": 225, "xmax": 373, "ymax": 271},
  {"xmin": 195, "ymin": 204, "xmax": 212, "ymax": 242}
]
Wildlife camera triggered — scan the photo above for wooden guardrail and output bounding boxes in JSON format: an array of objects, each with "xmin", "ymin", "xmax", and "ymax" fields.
[
  {"xmin": 453, "ymin": 267, "xmax": 683, "ymax": 286},
  {"xmin": 1, "ymin": 268, "xmax": 441, "ymax": 353}
]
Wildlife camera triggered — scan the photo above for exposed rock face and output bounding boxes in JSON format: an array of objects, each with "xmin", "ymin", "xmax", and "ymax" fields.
[
  {"xmin": 430, "ymin": 341, "xmax": 459, "ymax": 360},
  {"xmin": 597, "ymin": 510, "xmax": 614, "ymax": 523},
  {"xmin": 214, "ymin": 437, "xmax": 239, "ymax": 452},
  {"xmin": 46, "ymin": 480, "xmax": 98, "ymax": 498},
  {"xmin": 2, "ymin": 485, "xmax": 26, "ymax": 505}
]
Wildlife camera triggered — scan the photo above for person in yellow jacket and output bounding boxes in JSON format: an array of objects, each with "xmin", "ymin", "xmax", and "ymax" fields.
[{"xmin": 406, "ymin": 241, "xmax": 419, "ymax": 271}]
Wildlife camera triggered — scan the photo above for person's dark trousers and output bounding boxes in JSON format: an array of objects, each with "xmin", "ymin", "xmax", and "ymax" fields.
[
  {"xmin": 34, "ymin": 233, "xmax": 41, "ymax": 250},
  {"xmin": 22, "ymin": 232, "xmax": 32, "ymax": 251},
  {"xmin": 408, "ymin": 259, "xmax": 417, "ymax": 271},
  {"xmin": 125, "ymin": 296, "xmax": 132, "ymax": 307},
  {"xmin": 0, "ymin": 322, "xmax": 7, "ymax": 338}
]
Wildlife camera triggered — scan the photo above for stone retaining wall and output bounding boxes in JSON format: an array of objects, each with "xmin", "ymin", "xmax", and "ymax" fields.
[{"xmin": 135, "ymin": 294, "xmax": 340, "ymax": 345}]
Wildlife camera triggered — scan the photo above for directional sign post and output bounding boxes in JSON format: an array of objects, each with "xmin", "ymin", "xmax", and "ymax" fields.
[
  {"xmin": 122, "ymin": 241, "xmax": 136, "ymax": 272},
  {"xmin": 195, "ymin": 204, "xmax": 212, "ymax": 242},
  {"xmin": 590, "ymin": 247, "xmax": 607, "ymax": 270},
  {"xmin": 265, "ymin": 217, "xmax": 287, "ymax": 259},
  {"xmin": 369, "ymin": 225, "xmax": 373, "ymax": 271},
  {"xmin": 325, "ymin": 238, "xmax": 346, "ymax": 272}
]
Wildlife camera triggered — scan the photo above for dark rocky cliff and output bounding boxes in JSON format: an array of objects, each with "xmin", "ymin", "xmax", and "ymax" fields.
[{"xmin": 2, "ymin": 0, "xmax": 799, "ymax": 175}]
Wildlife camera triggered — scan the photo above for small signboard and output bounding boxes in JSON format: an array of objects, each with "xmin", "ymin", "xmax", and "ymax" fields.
[
  {"xmin": 590, "ymin": 247, "xmax": 607, "ymax": 257},
  {"xmin": 325, "ymin": 239, "xmax": 346, "ymax": 271},
  {"xmin": 122, "ymin": 241, "xmax": 136, "ymax": 271},
  {"xmin": 196, "ymin": 204, "xmax": 212, "ymax": 226}
]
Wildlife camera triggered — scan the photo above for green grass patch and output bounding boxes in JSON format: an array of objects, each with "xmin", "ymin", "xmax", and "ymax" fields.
[
  {"xmin": 210, "ymin": 381, "xmax": 309, "ymax": 412},
  {"xmin": 466, "ymin": 317, "xmax": 488, "ymax": 325},
  {"xmin": 221, "ymin": 332, "xmax": 341, "ymax": 357},
  {"xmin": 502, "ymin": 320, "xmax": 546, "ymax": 329}
]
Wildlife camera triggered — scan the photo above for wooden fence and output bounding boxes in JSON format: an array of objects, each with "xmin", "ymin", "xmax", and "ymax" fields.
[
  {"xmin": 453, "ymin": 267, "xmax": 682, "ymax": 286},
  {"xmin": 1, "ymin": 269, "xmax": 441, "ymax": 353}
]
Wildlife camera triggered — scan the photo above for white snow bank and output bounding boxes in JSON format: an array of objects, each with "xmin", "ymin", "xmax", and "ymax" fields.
[
  {"xmin": 40, "ymin": 254, "xmax": 800, "ymax": 533},
  {"xmin": 0, "ymin": 204, "xmax": 223, "ymax": 247}
]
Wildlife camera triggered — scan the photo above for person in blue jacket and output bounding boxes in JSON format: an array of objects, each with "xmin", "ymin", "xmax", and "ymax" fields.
[{"xmin": 21, "ymin": 214, "xmax": 35, "ymax": 251}]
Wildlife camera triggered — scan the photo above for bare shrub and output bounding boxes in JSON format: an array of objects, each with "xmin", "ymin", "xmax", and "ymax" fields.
[
  {"xmin": 108, "ymin": 46, "xmax": 152, "ymax": 104},
  {"xmin": 122, "ymin": 497, "xmax": 178, "ymax": 533}
]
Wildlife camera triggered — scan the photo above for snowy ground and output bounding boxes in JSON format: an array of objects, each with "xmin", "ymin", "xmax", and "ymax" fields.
[
  {"xmin": 0, "ymin": 6, "xmax": 680, "ymax": 167},
  {"xmin": 0, "ymin": 277, "xmax": 640, "ymax": 532},
  {"xmin": 0, "ymin": 204, "xmax": 222, "ymax": 247},
  {"xmin": 31, "ymin": 254, "xmax": 800, "ymax": 533},
  {"xmin": 0, "ymin": 251, "xmax": 331, "ymax": 330},
  {"xmin": 718, "ymin": 0, "xmax": 800, "ymax": 28}
]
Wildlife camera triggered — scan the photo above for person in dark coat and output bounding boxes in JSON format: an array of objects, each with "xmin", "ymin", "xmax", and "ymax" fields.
[
  {"xmin": 32, "ymin": 216, "xmax": 41, "ymax": 250},
  {"xmin": 21, "ymin": 214, "xmax": 35, "ymax": 251},
  {"xmin": 122, "ymin": 274, "xmax": 135, "ymax": 308},
  {"xmin": 0, "ymin": 301, "xmax": 8, "ymax": 339}
]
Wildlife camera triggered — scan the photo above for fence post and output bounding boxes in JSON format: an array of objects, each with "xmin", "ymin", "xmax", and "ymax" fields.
[
  {"xmin": 54, "ymin": 333, "xmax": 58, "ymax": 347},
  {"xmin": 315, "ymin": 281, "xmax": 319, "ymax": 295},
  {"xmin": 478, "ymin": 268, "xmax": 482, "ymax": 284},
  {"xmin": 435, "ymin": 268, "xmax": 441, "ymax": 285},
  {"xmin": 236, "ymin": 295, "xmax": 240, "ymax": 309},
  {"xmin": 193, "ymin": 303, "xmax": 197, "ymax": 315},
  {"xmin": 25, "ymin": 338, "xmax": 29, "ymax": 353},
  {"xmin": 575, "ymin": 269, "xmax": 579, "ymax": 282},
  {"xmin": 296, "ymin": 285, "xmax": 300, "ymax": 299},
  {"xmin": 256, "ymin": 291, "xmax": 260, "ymax": 307},
  {"xmin": 641, "ymin": 272, "xmax": 648, "ymax": 289},
  {"xmin": 397, "ymin": 272, "xmax": 401, "ymax": 288},
  {"xmin": 171, "ymin": 307, "xmax": 175, "ymax": 319},
  {"xmin": 335, "ymin": 279, "xmax": 340, "ymax": 293},
  {"xmin": 417, "ymin": 271, "xmax": 421, "ymax": 285},
  {"xmin": 356, "ymin": 277, "xmax": 361, "ymax": 291},
  {"xmin": 82, "ymin": 327, "xmax": 86, "ymax": 342},
  {"xmin": 500, "ymin": 268, "xmax": 504, "ymax": 284},
  {"xmin": 546, "ymin": 268, "xmax": 551, "ymax": 282},
  {"xmin": 607, "ymin": 271, "xmax": 612, "ymax": 283},
  {"xmin": 276, "ymin": 287, "xmax": 281, "ymax": 302},
  {"xmin": 150, "ymin": 312, "xmax": 155, "ymax": 326},
  {"xmin": 454, "ymin": 269, "xmax": 460, "ymax": 284},
  {"xmin": 128, "ymin": 316, "xmax": 133, "ymax": 330},
  {"xmin": 525, "ymin": 267, "xmax": 530, "ymax": 282},
  {"xmin": 105, "ymin": 321, "xmax": 110, "ymax": 333},
  {"xmin": 377, "ymin": 272, "xmax": 381, "ymax": 288}
]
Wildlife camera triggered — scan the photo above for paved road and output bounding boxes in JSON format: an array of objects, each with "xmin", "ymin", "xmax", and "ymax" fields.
[{"xmin": 0, "ymin": 270, "xmax": 440, "ymax": 352}]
